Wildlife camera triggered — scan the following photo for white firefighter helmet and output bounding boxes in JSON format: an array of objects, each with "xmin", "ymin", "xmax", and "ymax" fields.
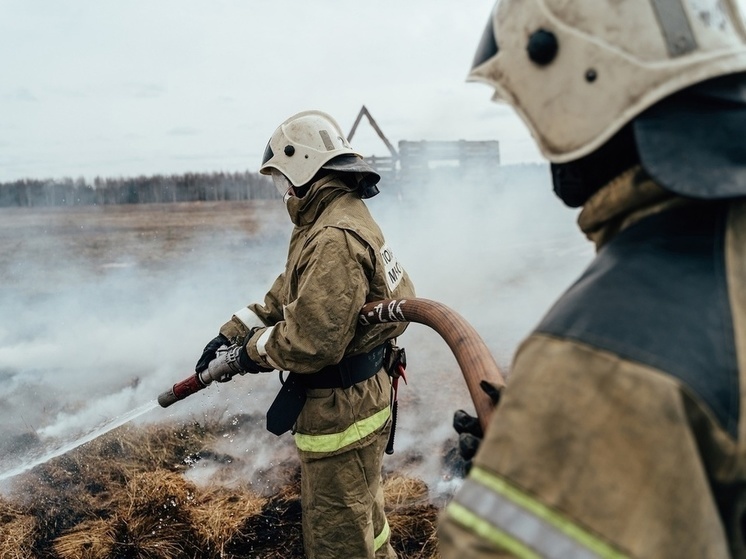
[
  {"xmin": 468, "ymin": 0, "xmax": 746, "ymax": 163},
  {"xmin": 260, "ymin": 110, "xmax": 363, "ymax": 187}
]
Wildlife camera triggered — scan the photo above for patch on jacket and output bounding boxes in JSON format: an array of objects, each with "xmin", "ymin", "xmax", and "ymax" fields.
[
  {"xmin": 380, "ymin": 243, "xmax": 404, "ymax": 291},
  {"xmin": 536, "ymin": 202, "xmax": 740, "ymax": 437}
]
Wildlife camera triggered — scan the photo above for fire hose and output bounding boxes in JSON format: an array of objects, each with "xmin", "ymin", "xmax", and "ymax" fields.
[
  {"xmin": 159, "ymin": 298, "xmax": 505, "ymax": 432},
  {"xmin": 359, "ymin": 298, "xmax": 504, "ymax": 432}
]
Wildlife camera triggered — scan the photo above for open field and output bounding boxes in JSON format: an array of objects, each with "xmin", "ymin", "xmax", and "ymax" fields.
[
  {"xmin": 0, "ymin": 200, "xmax": 285, "ymax": 291},
  {"xmin": 0, "ymin": 167, "xmax": 595, "ymax": 557},
  {"xmin": 1, "ymin": 417, "xmax": 441, "ymax": 558},
  {"xmin": 0, "ymin": 198, "xmax": 463, "ymax": 558}
]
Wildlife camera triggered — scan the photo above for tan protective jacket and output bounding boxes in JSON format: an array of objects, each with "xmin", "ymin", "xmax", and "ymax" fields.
[
  {"xmin": 220, "ymin": 174, "xmax": 415, "ymax": 449},
  {"xmin": 439, "ymin": 168, "xmax": 746, "ymax": 558}
]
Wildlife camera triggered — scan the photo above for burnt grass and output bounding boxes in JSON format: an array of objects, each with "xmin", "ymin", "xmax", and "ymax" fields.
[
  {"xmin": 0, "ymin": 417, "xmax": 457, "ymax": 558},
  {"xmin": 0, "ymin": 201, "xmax": 474, "ymax": 558}
]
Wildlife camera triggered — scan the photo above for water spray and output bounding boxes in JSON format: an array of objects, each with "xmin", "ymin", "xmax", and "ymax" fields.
[
  {"xmin": 158, "ymin": 298, "xmax": 505, "ymax": 431},
  {"xmin": 0, "ymin": 400, "xmax": 159, "ymax": 483}
]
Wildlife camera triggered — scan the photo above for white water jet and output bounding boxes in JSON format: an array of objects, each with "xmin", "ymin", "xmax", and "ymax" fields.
[{"xmin": 0, "ymin": 400, "xmax": 159, "ymax": 483}]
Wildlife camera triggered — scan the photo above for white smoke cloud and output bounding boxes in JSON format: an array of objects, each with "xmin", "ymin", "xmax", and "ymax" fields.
[
  {"xmin": 364, "ymin": 164, "xmax": 593, "ymax": 487},
  {"xmin": 0, "ymin": 165, "xmax": 594, "ymax": 493}
]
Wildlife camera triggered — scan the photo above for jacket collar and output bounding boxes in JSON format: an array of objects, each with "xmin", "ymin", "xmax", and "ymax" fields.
[
  {"xmin": 578, "ymin": 166, "xmax": 690, "ymax": 249},
  {"xmin": 285, "ymin": 174, "xmax": 356, "ymax": 227}
]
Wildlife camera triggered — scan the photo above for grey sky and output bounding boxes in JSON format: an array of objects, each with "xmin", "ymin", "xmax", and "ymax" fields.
[
  {"xmin": 2, "ymin": 1, "xmax": 746, "ymax": 182},
  {"xmin": 0, "ymin": 0, "xmax": 540, "ymax": 182}
]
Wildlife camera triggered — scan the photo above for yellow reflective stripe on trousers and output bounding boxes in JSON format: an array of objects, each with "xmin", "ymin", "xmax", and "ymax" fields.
[
  {"xmin": 447, "ymin": 467, "xmax": 628, "ymax": 559},
  {"xmin": 374, "ymin": 518, "xmax": 390, "ymax": 552},
  {"xmin": 294, "ymin": 406, "xmax": 391, "ymax": 453}
]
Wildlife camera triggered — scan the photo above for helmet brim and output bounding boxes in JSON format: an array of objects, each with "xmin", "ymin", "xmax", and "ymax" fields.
[
  {"xmin": 322, "ymin": 154, "xmax": 381, "ymax": 184},
  {"xmin": 635, "ymin": 72, "xmax": 746, "ymax": 199}
]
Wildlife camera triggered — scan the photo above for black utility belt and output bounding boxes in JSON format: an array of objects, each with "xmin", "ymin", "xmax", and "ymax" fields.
[
  {"xmin": 300, "ymin": 343, "xmax": 386, "ymax": 389},
  {"xmin": 265, "ymin": 343, "xmax": 388, "ymax": 436}
]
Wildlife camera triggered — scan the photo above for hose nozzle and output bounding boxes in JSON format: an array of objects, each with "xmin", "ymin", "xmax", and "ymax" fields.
[
  {"xmin": 157, "ymin": 389, "xmax": 180, "ymax": 408},
  {"xmin": 158, "ymin": 374, "xmax": 207, "ymax": 408}
]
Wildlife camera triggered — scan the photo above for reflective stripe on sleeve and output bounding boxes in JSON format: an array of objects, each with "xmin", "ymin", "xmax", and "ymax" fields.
[
  {"xmin": 233, "ymin": 307, "xmax": 264, "ymax": 330},
  {"xmin": 374, "ymin": 518, "xmax": 390, "ymax": 552},
  {"xmin": 255, "ymin": 326, "xmax": 281, "ymax": 369},
  {"xmin": 256, "ymin": 326, "xmax": 273, "ymax": 356},
  {"xmin": 446, "ymin": 467, "xmax": 628, "ymax": 559},
  {"xmin": 294, "ymin": 406, "xmax": 391, "ymax": 453}
]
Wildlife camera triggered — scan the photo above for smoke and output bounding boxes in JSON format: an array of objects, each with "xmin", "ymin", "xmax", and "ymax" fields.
[
  {"xmin": 0, "ymin": 166, "xmax": 593, "ymax": 494},
  {"xmin": 0, "ymin": 202, "xmax": 292, "ymax": 483},
  {"xmin": 364, "ymin": 163, "xmax": 593, "ymax": 486}
]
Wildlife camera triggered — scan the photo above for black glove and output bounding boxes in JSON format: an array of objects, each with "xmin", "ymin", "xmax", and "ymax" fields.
[
  {"xmin": 195, "ymin": 333, "xmax": 230, "ymax": 373},
  {"xmin": 453, "ymin": 380, "xmax": 502, "ymax": 473},
  {"xmin": 204, "ymin": 343, "xmax": 273, "ymax": 384},
  {"xmin": 233, "ymin": 344, "xmax": 273, "ymax": 375}
]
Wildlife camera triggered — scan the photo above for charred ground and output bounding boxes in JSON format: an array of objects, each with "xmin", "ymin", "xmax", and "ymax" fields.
[
  {"xmin": 0, "ymin": 168, "xmax": 591, "ymax": 558},
  {"xmin": 1, "ymin": 417, "xmax": 445, "ymax": 558},
  {"xmin": 0, "ymin": 199, "xmax": 468, "ymax": 558}
]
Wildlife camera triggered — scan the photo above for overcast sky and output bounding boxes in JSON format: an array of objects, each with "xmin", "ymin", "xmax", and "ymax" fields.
[
  {"xmin": 0, "ymin": 0, "xmax": 546, "ymax": 182},
  {"xmin": 4, "ymin": 1, "xmax": 746, "ymax": 183}
]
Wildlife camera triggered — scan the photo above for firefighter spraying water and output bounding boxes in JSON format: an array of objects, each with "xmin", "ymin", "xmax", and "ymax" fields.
[
  {"xmin": 155, "ymin": 110, "xmax": 507, "ymax": 559},
  {"xmin": 167, "ymin": 109, "xmax": 417, "ymax": 559},
  {"xmin": 159, "ymin": 297, "xmax": 505, "ymax": 428}
]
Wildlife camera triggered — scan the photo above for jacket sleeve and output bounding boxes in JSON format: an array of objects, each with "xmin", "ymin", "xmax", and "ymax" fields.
[
  {"xmin": 246, "ymin": 227, "xmax": 372, "ymax": 373},
  {"xmin": 218, "ymin": 272, "xmax": 286, "ymax": 343}
]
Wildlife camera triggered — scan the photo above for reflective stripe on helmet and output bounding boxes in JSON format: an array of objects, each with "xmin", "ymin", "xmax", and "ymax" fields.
[
  {"xmin": 293, "ymin": 406, "xmax": 390, "ymax": 453},
  {"xmin": 649, "ymin": 0, "xmax": 697, "ymax": 57},
  {"xmin": 446, "ymin": 467, "xmax": 627, "ymax": 559}
]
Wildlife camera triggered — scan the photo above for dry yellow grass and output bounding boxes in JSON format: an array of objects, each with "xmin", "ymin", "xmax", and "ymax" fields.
[
  {"xmin": 0, "ymin": 498, "xmax": 36, "ymax": 559},
  {"xmin": 1, "ymin": 418, "xmax": 442, "ymax": 558},
  {"xmin": 384, "ymin": 475, "xmax": 440, "ymax": 559},
  {"xmin": 384, "ymin": 474, "xmax": 430, "ymax": 508},
  {"xmin": 191, "ymin": 485, "xmax": 267, "ymax": 555},
  {"xmin": 52, "ymin": 519, "xmax": 115, "ymax": 559}
]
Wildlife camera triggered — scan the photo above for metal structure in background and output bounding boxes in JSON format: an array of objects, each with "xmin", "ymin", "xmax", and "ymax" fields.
[
  {"xmin": 348, "ymin": 106, "xmax": 400, "ymax": 162},
  {"xmin": 348, "ymin": 106, "xmax": 501, "ymax": 186},
  {"xmin": 398, "ymin": 139, "xmax": 500, "ymax": 184}
]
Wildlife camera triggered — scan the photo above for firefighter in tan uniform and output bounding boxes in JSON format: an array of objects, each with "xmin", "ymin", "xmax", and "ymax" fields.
[
  {"xmin": 196, "ymin": 110, "xmax": 415, "ymax": 558},
  {"xmin": 439, "ymin": 1, "xmax": 746, "ymax": 557}
]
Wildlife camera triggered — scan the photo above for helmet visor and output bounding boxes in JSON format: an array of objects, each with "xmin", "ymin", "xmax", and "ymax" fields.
[
  {"xmin": 271, "ymin": 169, "xmax": 293, "ymax": 198},
  {"xmin": 261, "ymin": 141, "xmax": 274, "ymax": 169},
  {"xmin": 471, "ymin": 5, "xmax": 499, "ymax": 71}
]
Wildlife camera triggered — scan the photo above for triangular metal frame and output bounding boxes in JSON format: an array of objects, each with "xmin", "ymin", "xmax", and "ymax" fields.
[{"xmin": 347, "ymin": 106, "xmax": 399, "ymax": 162}]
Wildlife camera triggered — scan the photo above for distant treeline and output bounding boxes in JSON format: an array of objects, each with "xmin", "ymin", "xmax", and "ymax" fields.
[{"xmin": 0, "ymin": 171, "xmax": 278, "ymax": 207}]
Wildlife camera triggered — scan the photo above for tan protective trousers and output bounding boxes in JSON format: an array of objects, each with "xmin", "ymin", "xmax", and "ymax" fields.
[{"xmin": 299, "ymin": 423, "xmax": 396, "ymax": 559}]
